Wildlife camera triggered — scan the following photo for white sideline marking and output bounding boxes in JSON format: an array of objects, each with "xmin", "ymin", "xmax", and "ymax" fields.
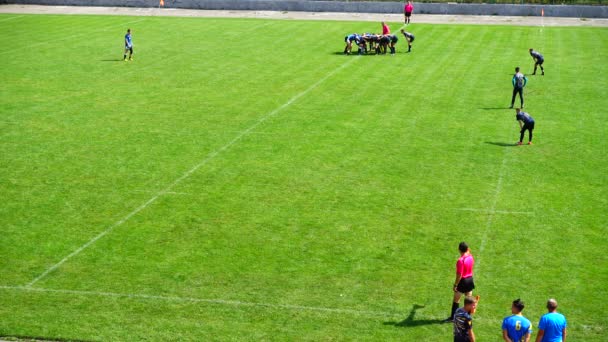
[
  {"xmin": 132, "ymin": 190, "xmax": 191, "ymax": 196},
  {"xmin": 453, "ymin": 208, "xmax": 533, "ymax": 215},
  {"xmin": 0, "ymin": 285, "xmax": 395, "ymax": 318},
  {"xmin": 0, "ymin": 18, "xmax": 146, "ymax": 55},
  {"xmin": 0, "ymin": 15, "xmax": 23, "ymax": 22},
  {"xmin": 25, "ymin": 58, "xmax": 357, "ymax": 287}
]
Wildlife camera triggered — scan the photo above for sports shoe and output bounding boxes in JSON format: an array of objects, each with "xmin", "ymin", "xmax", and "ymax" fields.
[
  {"xmin": 517, "ymin": 142, "xmax": 523, "ymax": 145},
  {"xmin": 528, "ymin": 142, "xmax": 533, "ymax": 145},
  {"xmin": 129, "ymin": 57, "xmax": 133, "ymax": 61}
]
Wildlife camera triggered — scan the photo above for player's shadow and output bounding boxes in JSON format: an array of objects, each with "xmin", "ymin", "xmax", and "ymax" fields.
[
  {"xmin": 480, "ymin": 107, "xmax": 510, "ymax": 110},
  {"xmin": 485, "ymin": 141, "xmax": 519, "ymax": 147},
  {"xmin": 100, "ymin": 59, "xmax": 124, "ymax": 62},
  {"xmin": 383, "ymin": 304, "xmax": 443, "ymax": 328}
]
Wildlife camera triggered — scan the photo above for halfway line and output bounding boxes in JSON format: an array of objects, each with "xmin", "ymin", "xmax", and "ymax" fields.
[{"xmin": 25, "ymin": 57, "xmax": 357, "ymax": 287}]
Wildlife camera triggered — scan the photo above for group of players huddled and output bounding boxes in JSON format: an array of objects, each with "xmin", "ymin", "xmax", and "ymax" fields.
[{"xmin": 344, "ymin": 22, "xmax": 414, "ymax": 55}]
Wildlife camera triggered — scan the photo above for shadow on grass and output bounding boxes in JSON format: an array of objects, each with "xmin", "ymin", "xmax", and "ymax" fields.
[
  {"xmin": 485, "ymin": 141, "xmax": 519, "ymax": 147},
  {"xmin": 480, "ymin": 107, "xmax": 510, "ymax": 110},
  {"xmin": 100, "ymin": 59, "xmax": 124, "ymax": 62},
  {"xmin": 384, "ymin": 304, "xmax": 444, "ymax": 328}
]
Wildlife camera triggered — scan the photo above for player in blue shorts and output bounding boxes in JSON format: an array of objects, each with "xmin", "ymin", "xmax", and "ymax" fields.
[
  {"xmin": 529, "ymin": 48, "xmax": 544, "ymax": 75},
  {"xmin": 502, "ymin": 299, "xmax": 532, "ymax": 342},
  {"xmin": 124, "ymin": 28, "xmax": 133, "ymax": 61}
]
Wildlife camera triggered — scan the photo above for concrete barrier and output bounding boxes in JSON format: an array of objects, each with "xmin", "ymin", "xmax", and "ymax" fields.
[{"xmin": 1, "ymin": 0, "xmax": 607, "ymax": 18}]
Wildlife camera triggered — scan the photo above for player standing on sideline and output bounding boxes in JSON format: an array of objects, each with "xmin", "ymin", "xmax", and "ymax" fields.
[
  {"xmin": 400, "ymin": 29, "xmax": 415, "ymax": 52},
  {"xmin": 123, "ymin": 28, "xmax": 133, "ymax": 61},
  {"xmin": 502, "ymin": 299, "xmax": 533, "ymax": 342},
  {"xmin": 529, "ymin": 48, "xmax": 545, "ymax": 75},
  {"xmin": 382, "ymin": 21, "xmax": 390, "ymax": 35},
  {"xmin": 404, "ymin": 1, "xmax": 414, "ymax": 24},
  {"xmin": 444, "ymin": 242, "xmax": 475, "ymax": 322},
  {"xmin": 535, "ymin": 299, "xmax": 567, "ymax": 342},
  {"xmin": 515, "ymin": 108, "xmax": 535, "ymax": 145},
  {"xmin": 510, "ymin": 67, "xmax": 527, "ymax": 109},
  {"xmin": 453, "ymin": 296, "xmax": 478, "ymax": 342}
]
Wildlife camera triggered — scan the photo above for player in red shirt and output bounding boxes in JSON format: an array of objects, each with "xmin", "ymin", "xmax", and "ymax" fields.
[
  {"xmin": 444, "ymin": 242, "xmax": 476, "ymax": 323},
  {"xmin": 381, "ymin": 22, "xmax": 390, "ymax": 35}
]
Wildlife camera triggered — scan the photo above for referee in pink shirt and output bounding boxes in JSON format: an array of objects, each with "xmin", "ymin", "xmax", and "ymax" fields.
[{"xmin": 445, "ymin": 242, "xmax": 476, "ymax": 322}]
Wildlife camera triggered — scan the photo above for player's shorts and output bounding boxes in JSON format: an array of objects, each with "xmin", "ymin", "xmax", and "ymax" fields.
[
  {"xmin": 405, "ymin": 11, "xmax": 412, "ymax": 17},
  {"xmin": 456, "ymin": 277, "xmax": 475, "ymax": 293},
  {"xmin": 522, "ymin": 122, "xmax": 535, "ymax": 131},
  {"xmin": 409, "ymin": 35, "xmax": 415, "ymax": 42},
  {"xmin": 537, "ymin": 58, "xmax": 544, "ymax": 64},
  {"xmin": 391, "ymin": 36, "xmax": 399, "ymax": 43},
  {"xmin": 125, "ymin": 45, "xmax": 133, "ymax": 52}
]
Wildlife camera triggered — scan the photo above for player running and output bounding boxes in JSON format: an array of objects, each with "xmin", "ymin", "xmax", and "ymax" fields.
[
  {"xmin": 123, "ymin": 29, "xmax": 133, "ymax": 61},
  {"xmin": 529, "ymin": 48, "xmax": 544, "ymax": 75},
  {"xmin": 400, "ymin": 29, "xmax": 415, "ymax": 52},
  {"xmin": 510, "ymin": 67, "xmax": 527, "ymax": 109},
  {"xmin": 515, "ymin": 108, "xmax": 535, "ymax": 145}
]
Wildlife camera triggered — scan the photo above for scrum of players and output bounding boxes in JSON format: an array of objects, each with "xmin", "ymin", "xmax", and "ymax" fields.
[{"xmin": 344, "ymin": 27, "xmax": 414, "ymax": 56}]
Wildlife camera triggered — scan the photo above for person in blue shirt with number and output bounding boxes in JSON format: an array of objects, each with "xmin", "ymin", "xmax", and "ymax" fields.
[
  {"xmin": 502, "ymin": 299, "xmax": 532, "ymax": 342},
  {"xmin": 124, "ymin": 28, "xmax": 133, "ymax": 61},
  {"xmin": 535, "ymin": 299, "xmax": 567, "ymax": 342}
]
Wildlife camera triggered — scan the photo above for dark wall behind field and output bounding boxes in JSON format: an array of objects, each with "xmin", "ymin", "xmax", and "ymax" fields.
[{"xmin": 1, "ymin": 0, "xmax": 607, "ymax": 18}]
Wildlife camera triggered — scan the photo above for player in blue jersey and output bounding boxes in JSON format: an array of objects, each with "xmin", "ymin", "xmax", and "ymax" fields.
[
  {"xmin": 502, "ymin": 299, "xmax": 532, "ymax": 342},
  {"xmin": 535, "ymin": 299, "xmax": 567, "ymax": 342},
  {"xmin": 124, "ymin": 29, "xmax": 133, "ymax": 61},
  {"xmin": 510, "ymin": 67, "xmax": 528, "ymax": 109},
  {"xmin": 515, "ymin": 108, "xmax": 535, "ymax": 145},
  {"xmin": 344, "ymin": 33, "xmax": 359, "ymax": 55},
  {"xmin": 529, "ymin": 48, "xmax": 544, "ymax": 75}
]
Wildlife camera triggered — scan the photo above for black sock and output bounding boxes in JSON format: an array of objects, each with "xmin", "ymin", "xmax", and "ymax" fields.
[
  {"xmin": 450, "ymin": 302, "xmax": 459, "ymax": 319},
  {"xmin": 390, "ymin": 47, "xmax": 395, "ymax": 54},
  {"xmin": 123, "ymin": 54, "xmax": 126, "ymax": 59},
  {"xmin": 520, "ymin": 130, "xmax": 525, "ymax": 143}
]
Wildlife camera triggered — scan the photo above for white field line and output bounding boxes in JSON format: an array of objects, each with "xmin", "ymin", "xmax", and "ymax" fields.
[
  {"xmin": 453, "ymin": 208, "xmax": 533, "ymax": 215},
  {"xmin": 0, "ymin": 15, "xmax": 23, "ymax": 22},
  {"xmin": 25, "ymin": 57, "xmax": 357, "ymax": 288},
  {"xmin": 0, "ymin": 18, "xmax": 146, "ymax": 55},
  {"xmin": 477, "ymin": 152, "xmax": 508, "ymax": 265},
  {"xmin": 1, "ymin": 285, "xmax": 396, "ymax": 318},
  {"xmin": 131, "ymin": 190, "xmax": 191, "ymax": 196}
]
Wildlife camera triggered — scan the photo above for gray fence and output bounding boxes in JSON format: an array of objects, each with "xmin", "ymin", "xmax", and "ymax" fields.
[{"xmin": 2, "ymin": 0, "xmax": 607, "ymax": 18}]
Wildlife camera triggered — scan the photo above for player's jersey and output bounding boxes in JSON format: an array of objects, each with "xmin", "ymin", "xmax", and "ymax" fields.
[
  {"xmin": 345, "ymin": 34, "xmax": 360, "ymax": 43},
  {"xmin": 125, "ymin": 33, "xmax": 132, "ymax": 47},
  {"xmin": 516, "ymin": 112, "xmax": 535, "ymax": 124},
  {"xmin": 453, "ymin": 308, "xmax": 473, "ymax": 341},
  {"xmin": 502, "ymin": 314, "xmax": 533, "ymax": 342},
  {"xmin": 402, "ymin": 31, "xmax": 415, "ymax": 41},
  {"xmin": 530, "ymin": 50, "xmax": 544, "ymax": 60},
  {"xmin": 513, "ymin": 72, "xmax": 527, "ymax": 88},
  {"xmin": 456, "ymin": 254, "xmax": 474, "ymax": 278},
  {"xmin": 538, "ymin": 312, "xmax": 567, "ymax": 342}
]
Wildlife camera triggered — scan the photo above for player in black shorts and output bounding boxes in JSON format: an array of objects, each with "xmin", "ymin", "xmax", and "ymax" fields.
[
  {"xmin": 388, "ymin": 34, "xmax": 399, "ymax": 55},
  {"xmin": 400, "ymin": 29, "xmax": 415, "ymax": 52},
  {"xmin": 529, "ymin": 48, "xmax": 544, "ymax": 75},
  {"xmin": 515, "ymin": 108, "xmax": 535, "ymax": 145},
  {"xmin": 378, "ymin": 35, "xmax": 391, "ymax": 54}
]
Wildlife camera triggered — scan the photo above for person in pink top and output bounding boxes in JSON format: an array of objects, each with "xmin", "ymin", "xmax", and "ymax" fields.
[
  {"xmin": 404, "ymin": 1, "xmax": 414, "ymax": 25},
  {"xmin": 381, "ymin": 21, "xmax": 390, "ymax": 35},
  {"xmin": 444, "ymin": 241, "xmax": 476, "ymax": 323}
]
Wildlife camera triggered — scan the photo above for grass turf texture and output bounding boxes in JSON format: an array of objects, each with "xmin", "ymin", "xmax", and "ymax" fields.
[{"xmin": 1, "ymin": 13, "xmax": 607, "ymax": 341}]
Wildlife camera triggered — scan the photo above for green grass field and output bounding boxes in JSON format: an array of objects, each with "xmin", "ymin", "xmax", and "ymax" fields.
[{"xmin": 1, "ymin": 13, "xmax": 607, "ymax": 341}]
